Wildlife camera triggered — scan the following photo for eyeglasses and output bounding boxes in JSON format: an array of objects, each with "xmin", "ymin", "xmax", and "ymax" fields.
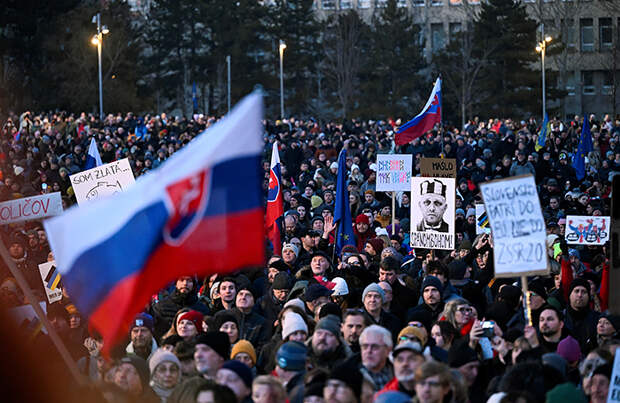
[{"xmin": 457, "ymin": 307, "xmax": 473, "ymax": 313}]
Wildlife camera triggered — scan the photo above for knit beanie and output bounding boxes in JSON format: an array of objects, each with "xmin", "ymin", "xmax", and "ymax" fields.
[
  {"xmin": 362, "ymin": 282, "xmax": 386, "ymax": 303},
  {"xmin": 284, "ymin": 298, "xmax": 306, "ymax": 311},
  {"xmin": 600, "ymin": 313, "xmax": 620, "ymax": 332},
  {"xmin": 528, "ymin": 279, "xmax": 548, "ymax": 300},
  {"xmin": 221, "ymin": 360, "xmax": 254, "ymax": 388},
  {"xmin": 214, "ymin": 311, "xmax": 239, "ymax": 331},
  {"xmin": 355, "ymin": 213, "xmax": 370, "ymax": 224},
  {"xmin": 282, "ymin": 312, "xmax": 309, "ymax": 340},
  {"xmin": 231, "ymin": 340, "xmax": 257, "ymax": 366},
  {"xmin": 541, "ymin": 353, "xmax": 567, "ymax": 377},
  {"xmin": 272, "ymin": 272, "xmax": 292, "ymax": 291},
  {"xmin": 557, "ymin": 336, "xmax": 581, "ymax": 363},
  {"xmin": 176, "ymin": 310, "xmax": 204, "ymax": 332},
  {"xmin": 421, "ymin": 275, "xmax": 444, "ymax": 295},
  {"xmin": 328, "ymin": 359, "xmax": 363, "ymax": 400},
  {"xmin": 282, "ymin": 243, "xmax": 299, "ymax": 257},
  {"xmin": 276, "ymin": 341, "xmax": 307, "ymax": 371},
  {"xmin": 119, "ymin": 356, "xmax": 150, "ymax": 388},
  {"xmin": 448, "ymin": 340, "xmax": 478, "ymax": 368},
  {"xmin": 130, "ymin": 312, "xmax": 154, "ymax": 335},
  {"xmin": 568, "ymin": 278, "xmax": 590, "ymax": 298},
  {"xmin": 194, "ymin": 331, "xmax": 231, "ymax": 360},
  {"xmin": 546, "ymin": 382, "xmax": 587, "ymax": 403},
  {"xmin": 315, "ymin": 314, "xmax": 341, "ymax": 337},
  {"xmin": 398, "ymin": 325, "xmax": 428, "ymax": 346},
  {"xmin": 148, "ymin": 348, "xmax": 181, "ymax": 375}
]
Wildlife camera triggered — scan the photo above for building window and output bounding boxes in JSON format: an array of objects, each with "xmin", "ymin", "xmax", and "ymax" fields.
[
  {"xmin": 449, "ymin": 0, "xmax": 462, "ymax": 4},
  {"xmin": 358, "ymin": 0, "xmax": 371, "ymax": 8},
  {"xmin": 376, "ymin": 0, "xmax": 388, "ymax": 7},
  {"xmin": 600, "ymin": 18, "xmax": 613, "ymax": 51},
  {"xmin": 340, "ymin": 0, "xmax": 353, "ymax": 8},
  {"xmin": 580, "ymin": 18, "xmax": 594, "ymax": 52},
  {"xmin": 562, "ymin": 19, "xmax": 575, "ymax": 48},
  {"xmin": 431, "ymin": 0, "xmax": 443, "ymax": 5},
  {"xmin": 397, "ymin": 0, "xmax": 408, "ymax": 7},
  {"xmin": 565, "ymin": 72, "xmax": 576, "ymax": 96},
  {"xmin": 322, "ymin": 0, "xmax": 336, "ymax": 9},
  {"xmin": 431, "ymin": 23, "xmax": 446, "ymax": 51},
  {"xmin": 413, "ymin": 0, "xmax": 425, "ymax": 5},
  {"xmin": 582, "ymin": 71, "xmax": 595, "ymax": 94},
  {"xmin": 602, "ymin": 71, "xmax": 613, "ymax": 95}
]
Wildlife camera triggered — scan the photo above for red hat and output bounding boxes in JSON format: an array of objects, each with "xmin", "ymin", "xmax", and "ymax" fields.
[
  {"xmin": 176, "ymin": 310, "xmax": 204, "ymax": 332},
  {"xmin": 355, "ymin": 214, "xmax": 369, "ymax": 224}
]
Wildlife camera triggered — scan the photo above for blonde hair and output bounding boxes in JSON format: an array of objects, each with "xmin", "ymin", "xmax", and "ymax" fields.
[
  {"xmin": 440, "ymin": 298, "xmax": 470, "ymax": 329},
  {"xmin": 252, "ymin": 375, "xmax": 287, "ymax": 402}
]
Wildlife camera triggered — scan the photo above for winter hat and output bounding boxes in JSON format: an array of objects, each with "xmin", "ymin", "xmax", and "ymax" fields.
[
  {"xmin": 328, "ymin": 359, "xmax": 363, "ymax": 400},
  {"xmin": 398, "ymin": 325, "xmax": 428, "ymax": 346},
  {"xmin": 177, "ymin": 310, "xmax": 204, "ymax": 332},
  {"xmin": 284, "ymin": 298, "xmax": 306, "ymax": 311},
  {"xmin": 546, "ymin": 382, "xmax": 587, "ymax": 403},
  {"xmin": 375, "ymin": 391, "xmax": 412, "ymax": 403},
  {"xmin": 367, "ymin": 238, "xmax": 384, "ymax": 254},
  {"xmin": 557, "ymin": 336, "xmax": 581, "ymax": 363},
  {"xmin": 130, "ymin": 312, "xmax": 154, "ymax": 335},
  {"xmin": 421, "ymin": 275, "xmax": 443, "ymax": 295},
  {"xmin": 568, "ymin": 249, "xmax": 580, "ymax": 260},
  {"xmin": 221, "ymin": 360, "xmax": 254, "ymax": 388},
  {"xmin": 231, "ymin": 340, "xmax": 257, "ymax": 366},
  {"xmin": 542, "ymin": 353, "xmax": 568, "ymax": 377},
  {"xmin": 315, "ymin": 314, "xmax": 341, "ymax": 337},
  {"xmin": 568, "ymin": 278, "xmax": 590, "ymax": 298},
  {"xmin": 282, "ymin": 243, "xmax": 299, "ymax": 257},
  {"xmin": 386, "ymin": 223, "xmax": 401, "ymax": 237},
  {"xmin": 448, "ymin": 340, "xmax": 478, "ymax": 368},
  {"xmin": 149, "ymin": 348, "xmax": 181, "ymax": 375},
  {"xmin": 119, "ymin": 356, "xmax": 150, "ymax": 388},
  {"xmin": 282, "ymin": 312, "xmax": 309, "ymax": 340},
  {"xmin": 362, "ymin": 283, "xmax": 386, "ymax": 303},
  {"xmin": 599, "ymin": 313, "xmax": 620, "ymax": 332},
  {"xmin": 455, "ymin": 208, "xmax": 466, "ymax": 217},
  {"xmin": 448, "ymin": 260, "xmax": 468, "ymax": 280},
  {"xmin": 466, "ymin": 208, "xmax": 476, "ymax": 218},
  {"xmin": 276, "ymin": 341, "xmax": 307, "ymax": 371},
  {"xmin": 272, "ymin": 272, "xmax": 292, "ymax": 291},
  {"xmin": 305, "ymin": 283, "xmax": 333, "ymax": 302},
  {"xmin": 331, "ymin": 277, "xmax": 349, "ymax": 296},
  {"xmin": 214, "ymin": 311, "xmax": 239, "ymax": 331},
  {"xmin": 458, "ymin": 240, "xmax": 472, "ymax": 252},
  {"xmin": 194, "ymin": 331, "xmax": 231, "ymax": 360},
  {"xmin": 355, "ymin": 213, "xmax": 370, "ymax": 224},
  {"xmin": 528, "ymin": 279, "xmax": 548, "ymax": 300}
]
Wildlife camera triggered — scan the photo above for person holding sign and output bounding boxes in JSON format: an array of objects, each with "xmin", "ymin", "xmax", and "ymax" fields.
[{"xmin": 415, "ymin": 180, "xmax": 449, "ymax": 233}]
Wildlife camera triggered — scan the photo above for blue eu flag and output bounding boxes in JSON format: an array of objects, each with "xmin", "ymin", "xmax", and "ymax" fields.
[
  {"xmin": 572, "ymin": 118, "xmax": 593, "ymax": 180},
  {"xmin": 334, "ymin": 149, "xmax": 355, "ymax": 256}
]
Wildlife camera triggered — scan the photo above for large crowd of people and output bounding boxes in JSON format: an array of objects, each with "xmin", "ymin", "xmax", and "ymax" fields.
[{"xmin": 0, "ymin": 109, "xmax": 618, "ymax": 403}]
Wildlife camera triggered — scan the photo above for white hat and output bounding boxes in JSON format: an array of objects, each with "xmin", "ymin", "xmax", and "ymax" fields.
[
  {"xmin": 331, "ymin": 277, "xmax": 349, "ymax": 296},
  {"xmin": 284, "ymin": 298, "xmax": 305, "ymax": 311},
  {"xmin": 282, "ymin": 243, "xmax": 299, "ymax": 257},
  {"xmin": 282, "ymin": 312, "xmax": 308, "ymax": 340}
]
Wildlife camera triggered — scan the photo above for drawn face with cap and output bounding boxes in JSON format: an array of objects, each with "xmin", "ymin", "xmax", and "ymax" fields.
[{"xmin": 419, "ymin": 193, "xmax": 447, "ymax": 227}]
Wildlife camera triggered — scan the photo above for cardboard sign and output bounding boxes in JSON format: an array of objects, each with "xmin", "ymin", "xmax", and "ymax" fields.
[
  {"xmin": 376, "ymin": 154, "xmax": 412, "ymax": 192},
  {"xmin": 607, "ymin": 348, "xmax": 620, "ymax": 402},
  {"xmin": 39, "ymin": 261, "xmax": 63, "ymax": 304},
  {"xmin": 476, "ymin": 204, "xmax": 491, "ymax": 234},
  {"xmin": 0, "ymin": 192, "xmax": 63, "ymax": 225},
  {"xmin": 480, "ymin": 175, "xmax": 548, "ymax": 277},
  {"xmin": 565, "ymin": 215, "xmax": 611, "ymax": 245},
  {"xmin": 420, "ymin": 158, "xmax": 457, "ymax": 178},
  {"xmin": 70, "ymin": 158, "xmax": 135, "ymax": 205},
  {"xmin": 410, "ymin": 177, "xmax": 455, "ymax": 250}
]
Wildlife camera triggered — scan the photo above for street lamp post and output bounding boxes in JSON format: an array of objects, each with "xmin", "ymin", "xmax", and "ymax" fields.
[
  {"xmin": 226, "ymin": 55, "xmax": 231, "ymax": 113},
  {"xmin": 535, "ymin": 28, "xmax": 552, "ymax": 121},
  {"xmin": 279, "ymin": 40, "xmax": 286, "ymax": 120},
  {"xmin": 91, "ymin": 13, "xmax": 109, "ymax": 121}
]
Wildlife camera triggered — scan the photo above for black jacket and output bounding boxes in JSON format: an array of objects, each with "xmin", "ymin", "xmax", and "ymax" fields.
[
  {"xmin": 234, "ymin": 308, "xmax": 270, "ymax": 350},
  {"xmin": 151, "ymin": 289, "xmax": 209, "ymax": 340}
]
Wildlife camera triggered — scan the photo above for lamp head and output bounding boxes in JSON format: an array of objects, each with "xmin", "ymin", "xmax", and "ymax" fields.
[{"xmin": 91, "ymin": 35, "xmax": 100, "ymax": 46}]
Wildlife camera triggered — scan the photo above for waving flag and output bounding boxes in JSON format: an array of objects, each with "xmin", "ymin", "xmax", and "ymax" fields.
[
  {"xmin": 535, "ymin": 113, "xmax": 550, "ymax": 152},
  {"xmin": 44, "ymin": 93, "xmax": 265, "ymax": 353},
  {"xmin": 572, "ymin": 118, "xmax": 593, "ymax": 180},
  {"xmin": 84, "ymin": 138, "xmax": 103, "ymax": 170},
  {"xmin": 334, "ymin": 149, "xmax": 355, "ymax": 255},
  {"xmin": 395, "ymin": 78, "xmax": 441, "ymax": 145},
  {"xmin": 266, "ymin": 142, "xmax": 283, "ymax": 255}
]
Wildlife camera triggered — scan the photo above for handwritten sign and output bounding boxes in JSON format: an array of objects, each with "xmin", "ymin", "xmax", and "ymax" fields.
[
  {"xmin": 476, "ymin": 204, "xmax": 491, "ymax": 235},
  {"xmin": 420, "ymin": 158, "xmax": 457, "ymax": 178},
  {"xmin": 607, "ymin": 348, "xmax": 620, "ymax": 402},
  {"xmin": 0, "ymin": 192, "xmax": 63, "ymax": 225},
  {"xmin": 565, "ymin": 215, "xmax": 610, "ymax": 245},
  {"xmin": 410, "ymin": 177, "xmax": 455, "ymax": 250},
  {"xmin": 39, "ymin": 261, "xmax": 63, "ymax": 304},
  {"xmin": 376, "ymin": 154, "xmax": 412, "ymax": 192},
  {"xmin": 70, "ymin": 158, "xmax": 135, "ymax": 205},
  {"xmin": 480, "ymin": 175, "xmax": 548, "ymax": 277}
]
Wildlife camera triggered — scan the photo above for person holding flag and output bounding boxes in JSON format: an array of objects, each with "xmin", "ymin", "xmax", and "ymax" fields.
[
  {"xmin": 395, "ymin": 78, "xmax": 441, "ymax": 146},
  {"xmin": 333, "ymin": 149, "xmax": 356, "ymax": 257},
  {"xmin": 266, "ymin": 142, "xmax": 284, "ymax": 255},
  {"xmin": 535, "ymin": 113, "xmax": 550, "ymax": 152},
  {"xmin": 572, "ymin": 117, "xmax": 593, "ymax": 180}
]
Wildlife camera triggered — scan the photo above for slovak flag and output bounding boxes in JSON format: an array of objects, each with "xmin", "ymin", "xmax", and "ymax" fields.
[
  {"xmin": 395, "ymin": 78, "xmax": 441, "ymax": 145},
  {"xmin": 44, "ymin": 93, "xmax": 265, "ymax": 353},
  {"xmin": 84, "ymin": 137, "xmax": 103, "ymax": 170},
  {"xmin": 266, "ymin": 142, "xmax": 283, "ymax": 255}
]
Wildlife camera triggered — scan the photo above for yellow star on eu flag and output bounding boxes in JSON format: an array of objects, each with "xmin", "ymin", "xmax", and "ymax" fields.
[{"xmin": 343, "ymin": 234, "xmax": 350, "ymax": 240}]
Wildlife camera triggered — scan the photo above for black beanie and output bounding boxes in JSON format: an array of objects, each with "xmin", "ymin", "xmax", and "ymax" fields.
[
  {"xmin": 273, "ymin": 272, "xmax": 292, "ymax": 291},
  {"xmin": 119, "ymin": 356, "xmax": 150, "ymax": 388},
  {"xmin": 421, "ymin": 275, "xmax": 444, "ymax": 295},
  {"xmin": 568, "ymin": 278, "xmax": 590, "ymax": 297},
  {"xmin": 214, "ymin": 311, "xmax": 239, "ymax": 331},
  {"xmin": 448, "ymin": 339, "xmax": 479, "ymax": 368},
  {"xmin": 448, "ymin": 260, "xmax": 468, "ymax": 280},
  {"xmin": 329, "ymin": 359, "xmax": 363, "ymax": 400},
  {"xmin": 528, "ymin": 279, "xmax": 548, "ymax": 300},
  {"xmin": 194, "ymin": 331, "xmax": 231, "ymax": 360}
]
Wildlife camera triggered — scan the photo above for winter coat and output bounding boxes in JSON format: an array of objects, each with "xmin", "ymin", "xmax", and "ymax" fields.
[{"xmin": 151, "ymin": 289, "xmax": 209, "ymax": 340}]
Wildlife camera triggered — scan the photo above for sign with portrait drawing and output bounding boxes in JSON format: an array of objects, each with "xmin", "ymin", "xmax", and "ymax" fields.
[{"xmin": 410, "ymin": 177, "xmax": 455, "ymax": 250}]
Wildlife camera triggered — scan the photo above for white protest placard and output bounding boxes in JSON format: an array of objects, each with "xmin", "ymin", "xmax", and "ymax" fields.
[
  {"xmin": 565, "ymin": 215, "xmax": 611, "ymax": 245},
  {"xmin": 0, "ymin": 192, "xmax": 63, "ymax": 225},
  {"xmin": 410, "ymin": 177, "xmax": 455, "ymax": 250},
  {"xmin": 607, "ymin": 348, "xmax": 620, "ymax": 402},
  {"xmin": 70, "ymin": 158, "xmax": 135, "ymax": 205},
  {"xmin": 475, "ymin": 204, "xmax": 491, "ymax": 235},
  {"xmin": 376, "ymin": 154, "xmax": 412, "ymax": 192},
  {"xmin": 480, "ymin": 175, "xmax": 548, "ymax": 277},
  {"xmin": 39, "ymin": 261, "xmax": 63, "ymax": 304}
]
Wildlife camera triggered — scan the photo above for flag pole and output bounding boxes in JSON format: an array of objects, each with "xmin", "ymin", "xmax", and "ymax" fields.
[
  {"xmin": 439, "ymin": 76, "xmax": 444, "ymax": 159},
  {"xmin": 0, "ymin": 240, "xmax": 85, "ymax": 385},
  {"xmin": 391, "ymin": 192, "xmax": 396, "ymax": 235},
  {"xmin": 332, "ymin": 222, "xmax": 339, "ymax": 264}
]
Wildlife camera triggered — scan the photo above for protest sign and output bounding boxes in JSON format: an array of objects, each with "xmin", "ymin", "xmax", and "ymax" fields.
[
  {"xmin": 410, "ymin": 177, "xmax": 455, "ymax": 250},
  {"xmin": 607, "ymin": 348, "xmax": 620, "ymax": 402},
  {"xmin": 376, "ymin": 154, "xmax": 412, "ymax": 192},
  {"xmin": 70, "ymin": 158, "xmax": 135, "ymax": 205},
  {"xmin": 39, "ymin": 261, "xmax": 62, "ymax": 304},
  {"xmin": 564, "ymin": 215, "xmax": 610, "ymax": 245},
  {"xmin": 420, "ymin": 158, "xmax": 457, "ymax": 178},
  {"xmin": 8, "ymin": 302, "xmax": 48, "ymax": 334},
  {"xmin": 0, "ymin": 192, "xmax": 63, "ymax": 225},
  {"xmin": 476, "ymin": 204, "xmax": 491, "ymax": 234},
  {"xmin": 480, "ymin": 175, "xmax": 548, "ymax": 277}
]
